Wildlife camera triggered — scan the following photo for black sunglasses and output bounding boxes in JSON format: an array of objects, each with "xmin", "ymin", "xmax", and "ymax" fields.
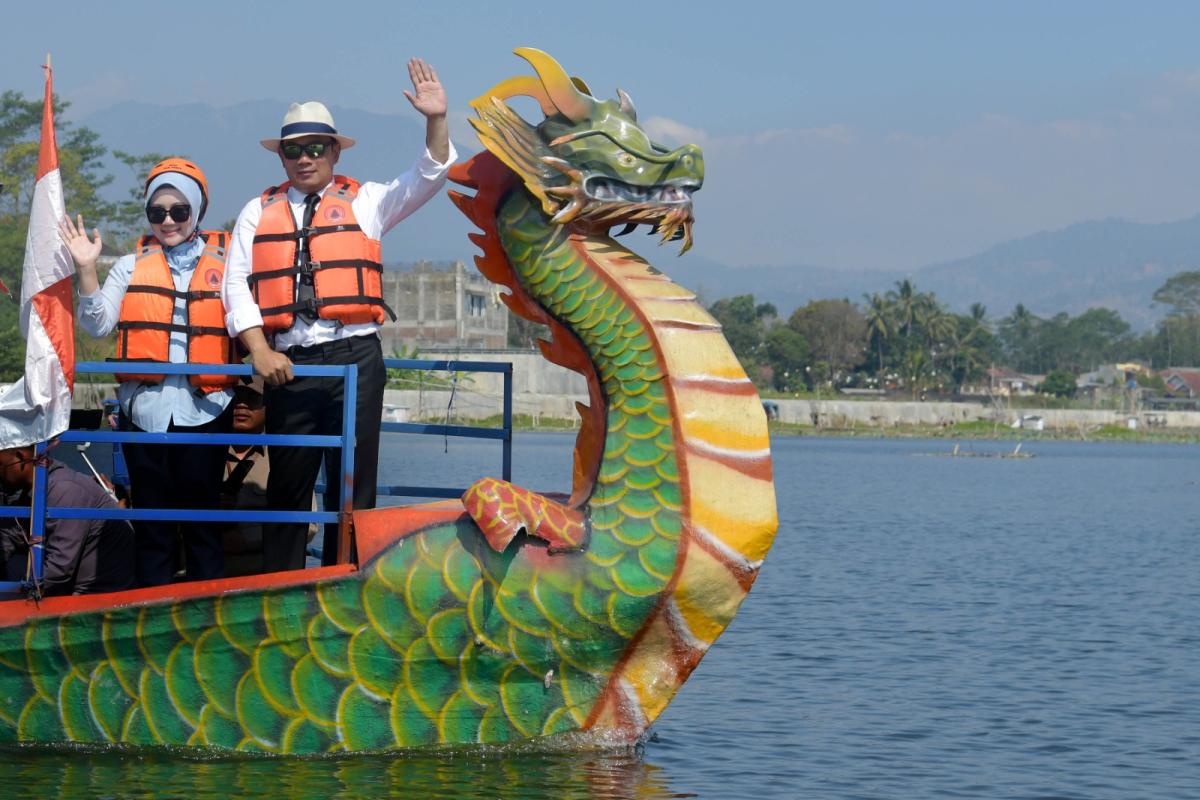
[
  {"xmin": 146, "ymin": 204, "xmax": 192, "ymax": 224},
  {"xmin": 281, "ymin": 141, "xmax": 333, "ymax": 160}
]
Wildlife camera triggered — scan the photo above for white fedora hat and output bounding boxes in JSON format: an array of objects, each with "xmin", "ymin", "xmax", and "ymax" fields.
[{"xmin": 260, "ymin": 101, "xmax": 356, "ymax": 151}]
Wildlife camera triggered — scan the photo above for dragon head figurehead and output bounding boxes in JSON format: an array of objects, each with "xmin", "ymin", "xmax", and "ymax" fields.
[{"xmin": 469, "ymin": 47, "xmax": 704, "ymax": 253}]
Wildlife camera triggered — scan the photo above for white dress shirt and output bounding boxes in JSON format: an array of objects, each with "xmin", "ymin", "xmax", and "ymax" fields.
[
  {"xmin": 78, "ymin": 237, "xmax": 233, "ymax": 432},
  {"xmin": 222, "ymin": 145, "xmax": 457, "ymax": 351}
]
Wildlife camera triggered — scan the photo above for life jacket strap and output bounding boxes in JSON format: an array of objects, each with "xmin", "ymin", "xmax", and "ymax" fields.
[
  {"xmin": 253, "ymin": 230, "xmax": 305, "ymax": 244},
  {"xmin": 186, "ymin": 324, "xmax": 231, "ymax": 337},
  {"xmin": 246, "ymin": 259, "xmax": 380, "ymax": 286},
  {"xmin": 107, "ymin": 355, "xmax": 169, "ymax": 365},
  {"xmin": 125, "ymin": 284, "xmax": 188, "ymax": 301},
  {"xmin": 252, "ymin": 223, "xmax": 364, "ymax": 245},
  {"xmin": 257, "ymin": 296, "xmax": 396, "ymax": 322},
  {"xmin": 308, "ymin": 258, "xmax": 382, "ymax": 273},
  {"xmin": 246, "ymin": 266, "xmax": 303, "ymax": 285},
  {"xmin": 312, "ymin": 295, "xmax": 397, "ymax": 321},
  {"xmin": 115, "ymin": 320, "xmax": 227, "ymax": 336}
]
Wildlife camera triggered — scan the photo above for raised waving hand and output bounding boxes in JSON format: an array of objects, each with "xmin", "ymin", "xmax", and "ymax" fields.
[{"xmin": 58, "ymin": 214, "xmax": 103, "ymax": 295}]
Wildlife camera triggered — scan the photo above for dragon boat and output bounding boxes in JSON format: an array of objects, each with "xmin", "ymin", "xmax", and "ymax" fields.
[{"xmin": 0, "ymin": 48, "xmax": 778, "ymax": 753}]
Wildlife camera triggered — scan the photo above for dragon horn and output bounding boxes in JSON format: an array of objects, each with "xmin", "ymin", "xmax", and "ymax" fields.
[
  {"xmin": 514, "ymin": 47, "xmax": 595, "ymax": 122},
  {"xmin": 617, "ymin": 89, "xmax": 637, "ymax": 121},
  {"xmin": 472, "ymin": 75, "xmax": 556, "ymax": 116}
]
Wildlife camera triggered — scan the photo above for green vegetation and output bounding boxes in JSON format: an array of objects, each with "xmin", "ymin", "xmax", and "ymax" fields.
[
  {"xmin": 1038, "ymin": 369, "xmax": 1078, "ymax": 398},
  {"xmin": 764, "ymin": 418, "xmax": 1200, "ymax": 444},
  {"xmin": 711, "ymin": 272, "xmax": 1200, "ymax": 401},
  {"xmin": 0, "ymin": 90, "xmax": 161, "ymax": 380}
]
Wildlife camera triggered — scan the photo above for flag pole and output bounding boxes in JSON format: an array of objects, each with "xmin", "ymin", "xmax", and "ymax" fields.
[
  {"xmin": 25, "ymin": 53, "xmax": 55, "ymax": 592},
  {"xmin": 27, "ymin": 444, "xmax": 46, "ymax": 593}
]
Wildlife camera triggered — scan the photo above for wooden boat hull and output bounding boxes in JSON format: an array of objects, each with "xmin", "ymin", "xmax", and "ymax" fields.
[{"xmin": 0, "ymin": 495, "xmax": 770, "ymax": 753}]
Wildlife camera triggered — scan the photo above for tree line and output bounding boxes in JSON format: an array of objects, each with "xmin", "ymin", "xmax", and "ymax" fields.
[
  {"xmin": 708, "ymin": 275, "xmax": 1200, "ymax": 396},
  {"xmin": 0, "ymin": 89, "xmax": 163, "ymax": 381}
]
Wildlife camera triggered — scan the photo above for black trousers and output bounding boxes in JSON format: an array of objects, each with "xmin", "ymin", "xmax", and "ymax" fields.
[
  {"xmin": 123, "ymin": 406, "xmax": 231, "ymax": 586},
  {"xmin": 263, "ymin": 334, "xmax": 385, "ymax": 571}
]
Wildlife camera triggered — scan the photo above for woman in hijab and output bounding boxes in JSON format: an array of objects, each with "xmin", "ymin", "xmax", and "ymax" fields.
[{"xmin": 59, "ymin": 158, "xmax": 238, "ymax": 586}]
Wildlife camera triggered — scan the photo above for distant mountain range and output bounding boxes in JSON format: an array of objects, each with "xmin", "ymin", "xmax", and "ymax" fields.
[
  {"xmin": 79, "ymin": 101, "xmax": 1200, "ymax": 330},
  {"xmin": 661, "ymin": 216, "xmax": 1200, "ymax": 330}
]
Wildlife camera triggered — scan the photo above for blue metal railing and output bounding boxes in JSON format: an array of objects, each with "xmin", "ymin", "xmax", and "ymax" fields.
[
  {"xmin": 0, "ymin": 357, "xmax": 514, "ymax": 594},
  {"xmin": 377, "ymin": 358, "xmax": 512, "ymax": 499},
  {"xmin": 0, "ymin": 362, "xmax": 352, "ymax": 595}
]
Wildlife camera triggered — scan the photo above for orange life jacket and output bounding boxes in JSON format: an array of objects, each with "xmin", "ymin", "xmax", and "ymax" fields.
[
  {"xmin": 248, "ymin": 175, "xmax": 393, "ymax": 332},
  {"xmin": 112, "ymin": 231, "xmax": 238, "ymax": 393}
]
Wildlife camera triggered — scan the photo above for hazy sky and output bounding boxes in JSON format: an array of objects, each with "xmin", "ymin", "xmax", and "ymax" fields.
[{"xmin": 7, "ymin": 1, "xmax": 1200, "ymax": 271}]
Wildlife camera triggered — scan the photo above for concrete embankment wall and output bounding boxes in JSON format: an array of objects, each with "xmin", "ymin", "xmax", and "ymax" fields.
[
  {"xmin": 383, "ymin": 351, "xmax": 589, "ymax": 422},
  {"xmin": 384, "ymin": 388, "xmax": 589, "ymax": 422},
  {"xmin": 391, "ymin": 389, "xmax": 1200, "ymax": 432},
  {"xmin": 383, "ymin": 354, "xmax": 1200, "ymax": 429},
  {"xmin": 70, "ymin": 354, "xmax": 1200, "ymax": 430},
  {"xmin": 766, "ymin": 399, "xmax": 1200, "ymax": 430},
  {"xmin": 388, "ymin": 387, "xmax": 1200, "ymax": 431}
]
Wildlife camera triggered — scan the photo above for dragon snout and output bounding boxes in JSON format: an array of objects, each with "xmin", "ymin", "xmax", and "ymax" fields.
[{"xmin": 667, "ymin": 144, "xmax": 704, "ymax": 187}]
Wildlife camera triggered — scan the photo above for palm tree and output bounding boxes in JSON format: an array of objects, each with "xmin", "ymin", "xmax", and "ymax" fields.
[
  {"xmin": 862, "ymin": 292, "xmax": 894, "ymax": 374},
  {"xmin": 951, "ymin": 303, "xmax": 986, "ymax": 348},
  {"xmin": 999, "ymin": 304, "xmax": 1040, "ymax": 372},
  {"xmin": 886, "ymin": 279, "xmax": 917, "ymax": 344},
  {"xmin": 913, "ymin": 298, "xmax": 954, "ymax": 393},
  {"xmin": 902, "ymin": 347, "xmax": 929, "ymax": 399},
  {"xmin": 944, "ymin": 312, "xmax": 991, "ymax": 392},
  {"xmin": 918, "ymin": 296, "xmax": 955, "ymax": 349}
]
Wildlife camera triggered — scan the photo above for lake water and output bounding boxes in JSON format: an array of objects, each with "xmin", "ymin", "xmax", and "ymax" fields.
[{"xmin": 2, "ymin": 434, "xmax": 1197, "ymax": 798}]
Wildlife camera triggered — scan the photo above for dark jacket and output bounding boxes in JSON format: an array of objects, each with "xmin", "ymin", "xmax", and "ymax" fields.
[{"xmin": 0, "ymin": 460, "xmax": 135, "ymax": 595}]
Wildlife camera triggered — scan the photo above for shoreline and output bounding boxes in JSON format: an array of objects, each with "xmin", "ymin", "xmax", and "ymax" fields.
[
  {"xmin": 444, "ymin": 414, "xmax": 1200, "ymax": 444},
  {"xmin": 763, "ymin": 421, "xmax": 1200, "ymax": 444}
]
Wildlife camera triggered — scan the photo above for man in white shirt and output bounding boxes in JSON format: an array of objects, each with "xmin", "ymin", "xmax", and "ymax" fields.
[{"xmin": 222, "ymin": 58, "xmax": 455, "ymax": 572}]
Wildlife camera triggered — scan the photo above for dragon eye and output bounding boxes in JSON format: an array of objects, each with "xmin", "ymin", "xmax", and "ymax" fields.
[{"xmin": 616, "ymin": 153, "xmax": 637, "ymax": 168}]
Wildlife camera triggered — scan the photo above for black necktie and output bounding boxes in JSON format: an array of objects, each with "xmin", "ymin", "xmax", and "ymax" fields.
[{"xmin": 296, "ymin": 193, "xmax": 320, "ymax": 322}]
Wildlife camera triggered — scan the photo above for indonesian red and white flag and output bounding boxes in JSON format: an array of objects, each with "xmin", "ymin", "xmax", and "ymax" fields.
[{"xmin": 0, "ymin": 58, "xmax": 75, "ymax": 450}]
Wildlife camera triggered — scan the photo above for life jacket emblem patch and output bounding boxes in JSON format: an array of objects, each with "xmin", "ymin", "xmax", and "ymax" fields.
[
  {"xmin": 205, "ymin": 268, "xmax": 221, "ymax": 288},
  {"xmin": 324, "ymin": 206, "xmax": 346, "ymax": 222}
]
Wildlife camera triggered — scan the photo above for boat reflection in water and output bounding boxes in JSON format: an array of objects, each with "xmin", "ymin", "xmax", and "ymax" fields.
[{"xmin": 0, "ymin": 746, "xmax": 677, "ymax": 800}]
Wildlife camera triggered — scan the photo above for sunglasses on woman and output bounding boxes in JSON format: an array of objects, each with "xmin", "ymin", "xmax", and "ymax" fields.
[
  {"xmin": 281, "ymin": 141, "xmax": 332, "ymax": 160},
  {"xmin": 145, "ymin": 204, "xmax": 191, "ymax": 224}
]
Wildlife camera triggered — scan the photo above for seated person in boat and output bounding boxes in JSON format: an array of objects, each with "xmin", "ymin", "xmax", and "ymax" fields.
[
  {"xmin": 0, "ymin": 446, "xmax": 135, "ymax": 596},
  {"xmin": 220, "ymin": 376, "xmax": 316, "ymax": 576},
  {"xmin": 59, "ymin": 159, "xmax": 238, "ymax": 586}
]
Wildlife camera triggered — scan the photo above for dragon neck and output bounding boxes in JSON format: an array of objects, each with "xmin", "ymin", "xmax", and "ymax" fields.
[
  {"xmin": 451, "ymin": 150, "xmax": 775, "ymax": 648},
  {"xmin": 498, "ymin": 189, "xmax": 691, "ymax": 592}
]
